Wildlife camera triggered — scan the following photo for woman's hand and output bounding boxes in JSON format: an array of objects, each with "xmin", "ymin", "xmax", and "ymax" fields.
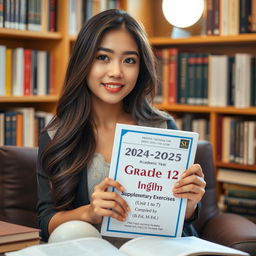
[
  {"xmin": 172, "ymin": 164, "xmax": 206, "ymax": 220},
  {"xmin": 88, "ymin": 177, "xmax": 130, "ymax": 224}
]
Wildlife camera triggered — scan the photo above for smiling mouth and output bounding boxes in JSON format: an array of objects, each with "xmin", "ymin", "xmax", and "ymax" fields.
[{"xmin": 102, "ymin": 83, "xmax": 124, "ymax": 89}]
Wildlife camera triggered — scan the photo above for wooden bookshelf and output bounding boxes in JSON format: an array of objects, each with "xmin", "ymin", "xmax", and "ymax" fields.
[
  {"xmin": 0, "ymin": 0, "xmax": 69, "ymax": 114},
  {"xmin": 0, "ymin": 28, "xmax": 62, "ymax": 40},
  {"xmin": 215, "ymin": 161, "xmax": 256, "ymax": 172},
  {"xmin": 0, "ymin": 0, "xmax": 255, "ymax": 174},
  {"xmin": 147, "ymin": 2, "xmax": 256, "ymax": 215},
  {"xmin": 0, "ymin": 95, "xmax": 59, "ymax": 103},
  {"xmin": 150, "ymin": 34, "xmax": 256, "ymax": 46}
]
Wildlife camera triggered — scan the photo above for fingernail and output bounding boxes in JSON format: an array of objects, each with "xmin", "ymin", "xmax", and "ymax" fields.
[
  {"xmin": 174, "ymin": 182, "xmax": 179, "ymax": 187},
  {"xmin": 182, "ymin": 173, "xmax": 186, "ymax": 178},
  {"xmin": 126, "ymin": 206, "xmax": 131, "ymax": 212}
]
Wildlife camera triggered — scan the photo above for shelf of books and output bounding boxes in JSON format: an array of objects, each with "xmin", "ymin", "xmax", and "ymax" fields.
[
  {"xmin": 151, "ymin": 0, "xmax": 256, "ymax": 223},
  {"xmin": 0, "ymin": 0, "xmax": 61, "ymax": 148}
]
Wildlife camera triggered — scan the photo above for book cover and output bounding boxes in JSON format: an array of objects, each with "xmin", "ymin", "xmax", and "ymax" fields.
[
  {"xmin": 217, "ymin": 168, "xmax": 256, "ymax": 187},
  {"xmin": 101, "ymin": 124, "xmax": 198, "ymax": 239},
  {"xmin": 0, "ymin": 239, "xmax": 39, "ymax": 254},
  {"xmin": 0, "ymin": 221, "xmax": 40, "ymax": 244}
]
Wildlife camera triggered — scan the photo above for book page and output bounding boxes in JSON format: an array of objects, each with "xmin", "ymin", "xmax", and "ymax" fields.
[
  {"xmin": 119, "ymin": 236, "xmax": 249, "ymax": 256},
  {"xmin": 5, "ymin": 237, "xmax": 127, "ymax": 256}
]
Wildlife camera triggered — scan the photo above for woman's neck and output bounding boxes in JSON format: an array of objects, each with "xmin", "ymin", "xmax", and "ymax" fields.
[{"xmin": 91, "ymin": 100, "xmax": 135, "ymax": 129}]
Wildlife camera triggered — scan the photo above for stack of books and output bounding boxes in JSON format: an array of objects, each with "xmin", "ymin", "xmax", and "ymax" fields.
[
  {"xmin": 0, "ymin": 221, "xmax": 40, "ymax": 253},
  {"xmin": 217, "ymin": 169, "xmax": 256, "ymax": 223}
]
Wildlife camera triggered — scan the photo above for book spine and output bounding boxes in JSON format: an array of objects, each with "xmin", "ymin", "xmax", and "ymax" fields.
[
  {"xmin": 228, "ymin": 0, "xmax": 240, "ymax": 35},
  {"xmin": 220, "ymin": 0, "xmax": 229, "ymax": 35},
  {"xmin": 154, "ymin": 49, "xmax": 163, "ymax": 104},
  {"xmin": 19, "ymin": 0, "xmax": 27, "ymax": 30},
  {"xmin": 11, "ymin": 112, "xmax": 17, "ymax": 145},
  {"xmin": 206, "ymin": 0, "xmax": 214, "ymax": 35},
  {"xmin": 5, "ymin": 48, "xmax": 12, "ymax": 96},
  {"xmin": 4, "ymin": 112, "xmax": 12, "ymax": 145},
  {"xmin": 226, "ymin": 188, "xmax": 256, "ymax": 199},
  {"xmin": 250, "ymin": 56, "xmax": 256, "ymax": 106},
  {"xmin": 31, "ymin": 50, "xmax": 38, "ymax": 95},
  {"xmin": 161, "ymin": 48, "xmax": 169, "ymax": 104},
  {"xmin": 178, "ymin": 53, "xmax": 189, "ymax": 104},
  {"xmin": 0, "ymin": 0, "xmax": 3, "ymax": 28},
  {"xmin": 24, "ymin": 49, "xmax": 32, "ymax": 96},
  {"xmin": 202, "ymin": 54, "xmax": 209, "ymax": 105},
  {"xmin": 194, "ymin": 54, "xmax": 204, "ymax": 105},
  {"xmin": 48, "ymin": 0, "xmax": 56, "ymax": 31},
  {"xmin": 250, "ymin": 0, "xmax": 256, "ymax": 32},
  {"xmin": 226, "ymin": 205, "xmax": 256, "ymax": 216},
  {"xmin": 0, "ymin": 45, "xmax": 6, "ymax": 96},
  {"xmin": 187, "ymin": 53, "xmax": 197, "ymax": 105},
  {"xmin": 216, "ymin": 115, "xmax": 223, "ymax": 161},
  {"xmin": 16, "ymin": 112, "xmax": 23, "ymax": 146},
  {"xmin": 213, "ymin": 0, "xmax": 220, "ymax": 35},
  {"xmin": 14, "ymin": 0, "xmax": 20, "ymax": 29},
  {"xmin": 168, "ymin": 48, "xmax": 178, "ymax": 104},
  {"xmin": 0, "ymin": 113, "xmax": 4, "ymax": 146},
  {"xmin": 240, "ymin": 0, "xmax": 251, "ymax": 33},
  {"xmin": 227, "ymin": 56, "xmax": 235, "ymax": 106}
]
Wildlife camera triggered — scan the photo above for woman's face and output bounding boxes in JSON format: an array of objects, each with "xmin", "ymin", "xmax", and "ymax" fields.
[{"xmin": 87, "ymin": 28, "xmax": 140, "ymax": 106}]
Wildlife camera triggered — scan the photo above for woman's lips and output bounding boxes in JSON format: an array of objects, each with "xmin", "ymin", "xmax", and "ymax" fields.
[{"xmin": 102, "ymin": 82, "xmax": 124, "ymax": 93}]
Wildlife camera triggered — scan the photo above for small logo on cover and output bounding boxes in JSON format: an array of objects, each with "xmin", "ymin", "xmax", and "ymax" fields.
[{"xmin": 179, "ymin": 139, "xmax": 190, "ymax": 149}]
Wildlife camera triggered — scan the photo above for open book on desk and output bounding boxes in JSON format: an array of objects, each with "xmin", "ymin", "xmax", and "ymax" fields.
[{"xmin": 5, "ymin": 236, "xmax": 249, "ymax": 256}]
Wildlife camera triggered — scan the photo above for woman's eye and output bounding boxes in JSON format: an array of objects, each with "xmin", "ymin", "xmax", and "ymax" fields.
[
  {"xmin": 124, "ymin": 58, "xmax": 136, "ymax": 64},
  {"xmin": 96, "ymin": 55, "xmax": 109, "ymax": 61}
]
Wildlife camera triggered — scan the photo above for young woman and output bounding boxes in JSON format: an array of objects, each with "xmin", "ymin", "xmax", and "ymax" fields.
[{"xmin": 37, "ymin": 9, "xmax": 206, "ymax": 242}]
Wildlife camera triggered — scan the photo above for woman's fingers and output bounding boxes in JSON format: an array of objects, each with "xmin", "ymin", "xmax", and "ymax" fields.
[
  {"xmin": 92, "ymin": 191, "xmax": 130, "ymax": 213},
  {"xmin": 92, "ymin": 199, "xmax": 128, "ymax": 221},
  {"xmin": 182, "ymin": 164, "xmax": 204, "ymax": 179},
  {"xmin": 172, "ymin": 164, "xmax": 206, "ymax": 204},
  {"xmin": 95, "ymin": 177, "xmax": 125, "ymax": 192},
  {"xmin": 174, "ymin": 175, "xmax": 206, "ymax": 189},
  {"xmin": 90, "ymin": 177, "xmax": 130, "ymax": 222},
  {"xmin": 96, "ymin": 208, "xmax": 127, "ymax": 222}
]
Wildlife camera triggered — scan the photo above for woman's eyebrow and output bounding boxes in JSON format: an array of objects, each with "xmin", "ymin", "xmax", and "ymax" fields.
[{"xmin": 98, "ymin": 47, "xmax": 139, "ymax": 56}]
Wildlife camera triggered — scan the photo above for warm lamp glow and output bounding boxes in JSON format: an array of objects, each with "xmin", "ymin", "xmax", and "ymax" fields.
[{"xmin": 162, "ymin": 0, "xmax": 204, "ymax": 28}]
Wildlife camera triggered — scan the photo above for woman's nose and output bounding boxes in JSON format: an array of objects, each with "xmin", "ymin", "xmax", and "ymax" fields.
[{"xmin": 108, "ymin": 61, "xmax": 123, "ymax": 78}]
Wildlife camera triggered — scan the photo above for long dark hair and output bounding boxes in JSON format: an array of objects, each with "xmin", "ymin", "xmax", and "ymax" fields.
[{"xmin": 41, "ymin": 9, "xmax": 167, "ymax": 210}]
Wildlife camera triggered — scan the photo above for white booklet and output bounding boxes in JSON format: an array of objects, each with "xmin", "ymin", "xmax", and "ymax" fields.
[
  {"xmin": 101, "ymin": 124, "xmax": 199, "ymax": 238},
  {"xmin": 5, "ymin": 236, "xmax": 249, "ymax": 256}
]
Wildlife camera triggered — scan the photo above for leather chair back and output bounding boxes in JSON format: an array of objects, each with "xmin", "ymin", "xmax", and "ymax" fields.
[
  {"xmin": 0, "ymin": 146, "xmax": 38, "ymax": 228},
  {"xmin": 193, "ymin": 140, "xmax": 219, "ymax": 235}
]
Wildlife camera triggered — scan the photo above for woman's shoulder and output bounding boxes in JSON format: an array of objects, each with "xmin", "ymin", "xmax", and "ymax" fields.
[{"xmin": 139, "ymin": 110, "xmax": 177, "ymax": 130}]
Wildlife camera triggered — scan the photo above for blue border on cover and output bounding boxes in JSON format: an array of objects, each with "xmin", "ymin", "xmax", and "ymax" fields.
[{"xmin": 105, "ymin": 128, "xmax": 195, "ymax": 238}]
